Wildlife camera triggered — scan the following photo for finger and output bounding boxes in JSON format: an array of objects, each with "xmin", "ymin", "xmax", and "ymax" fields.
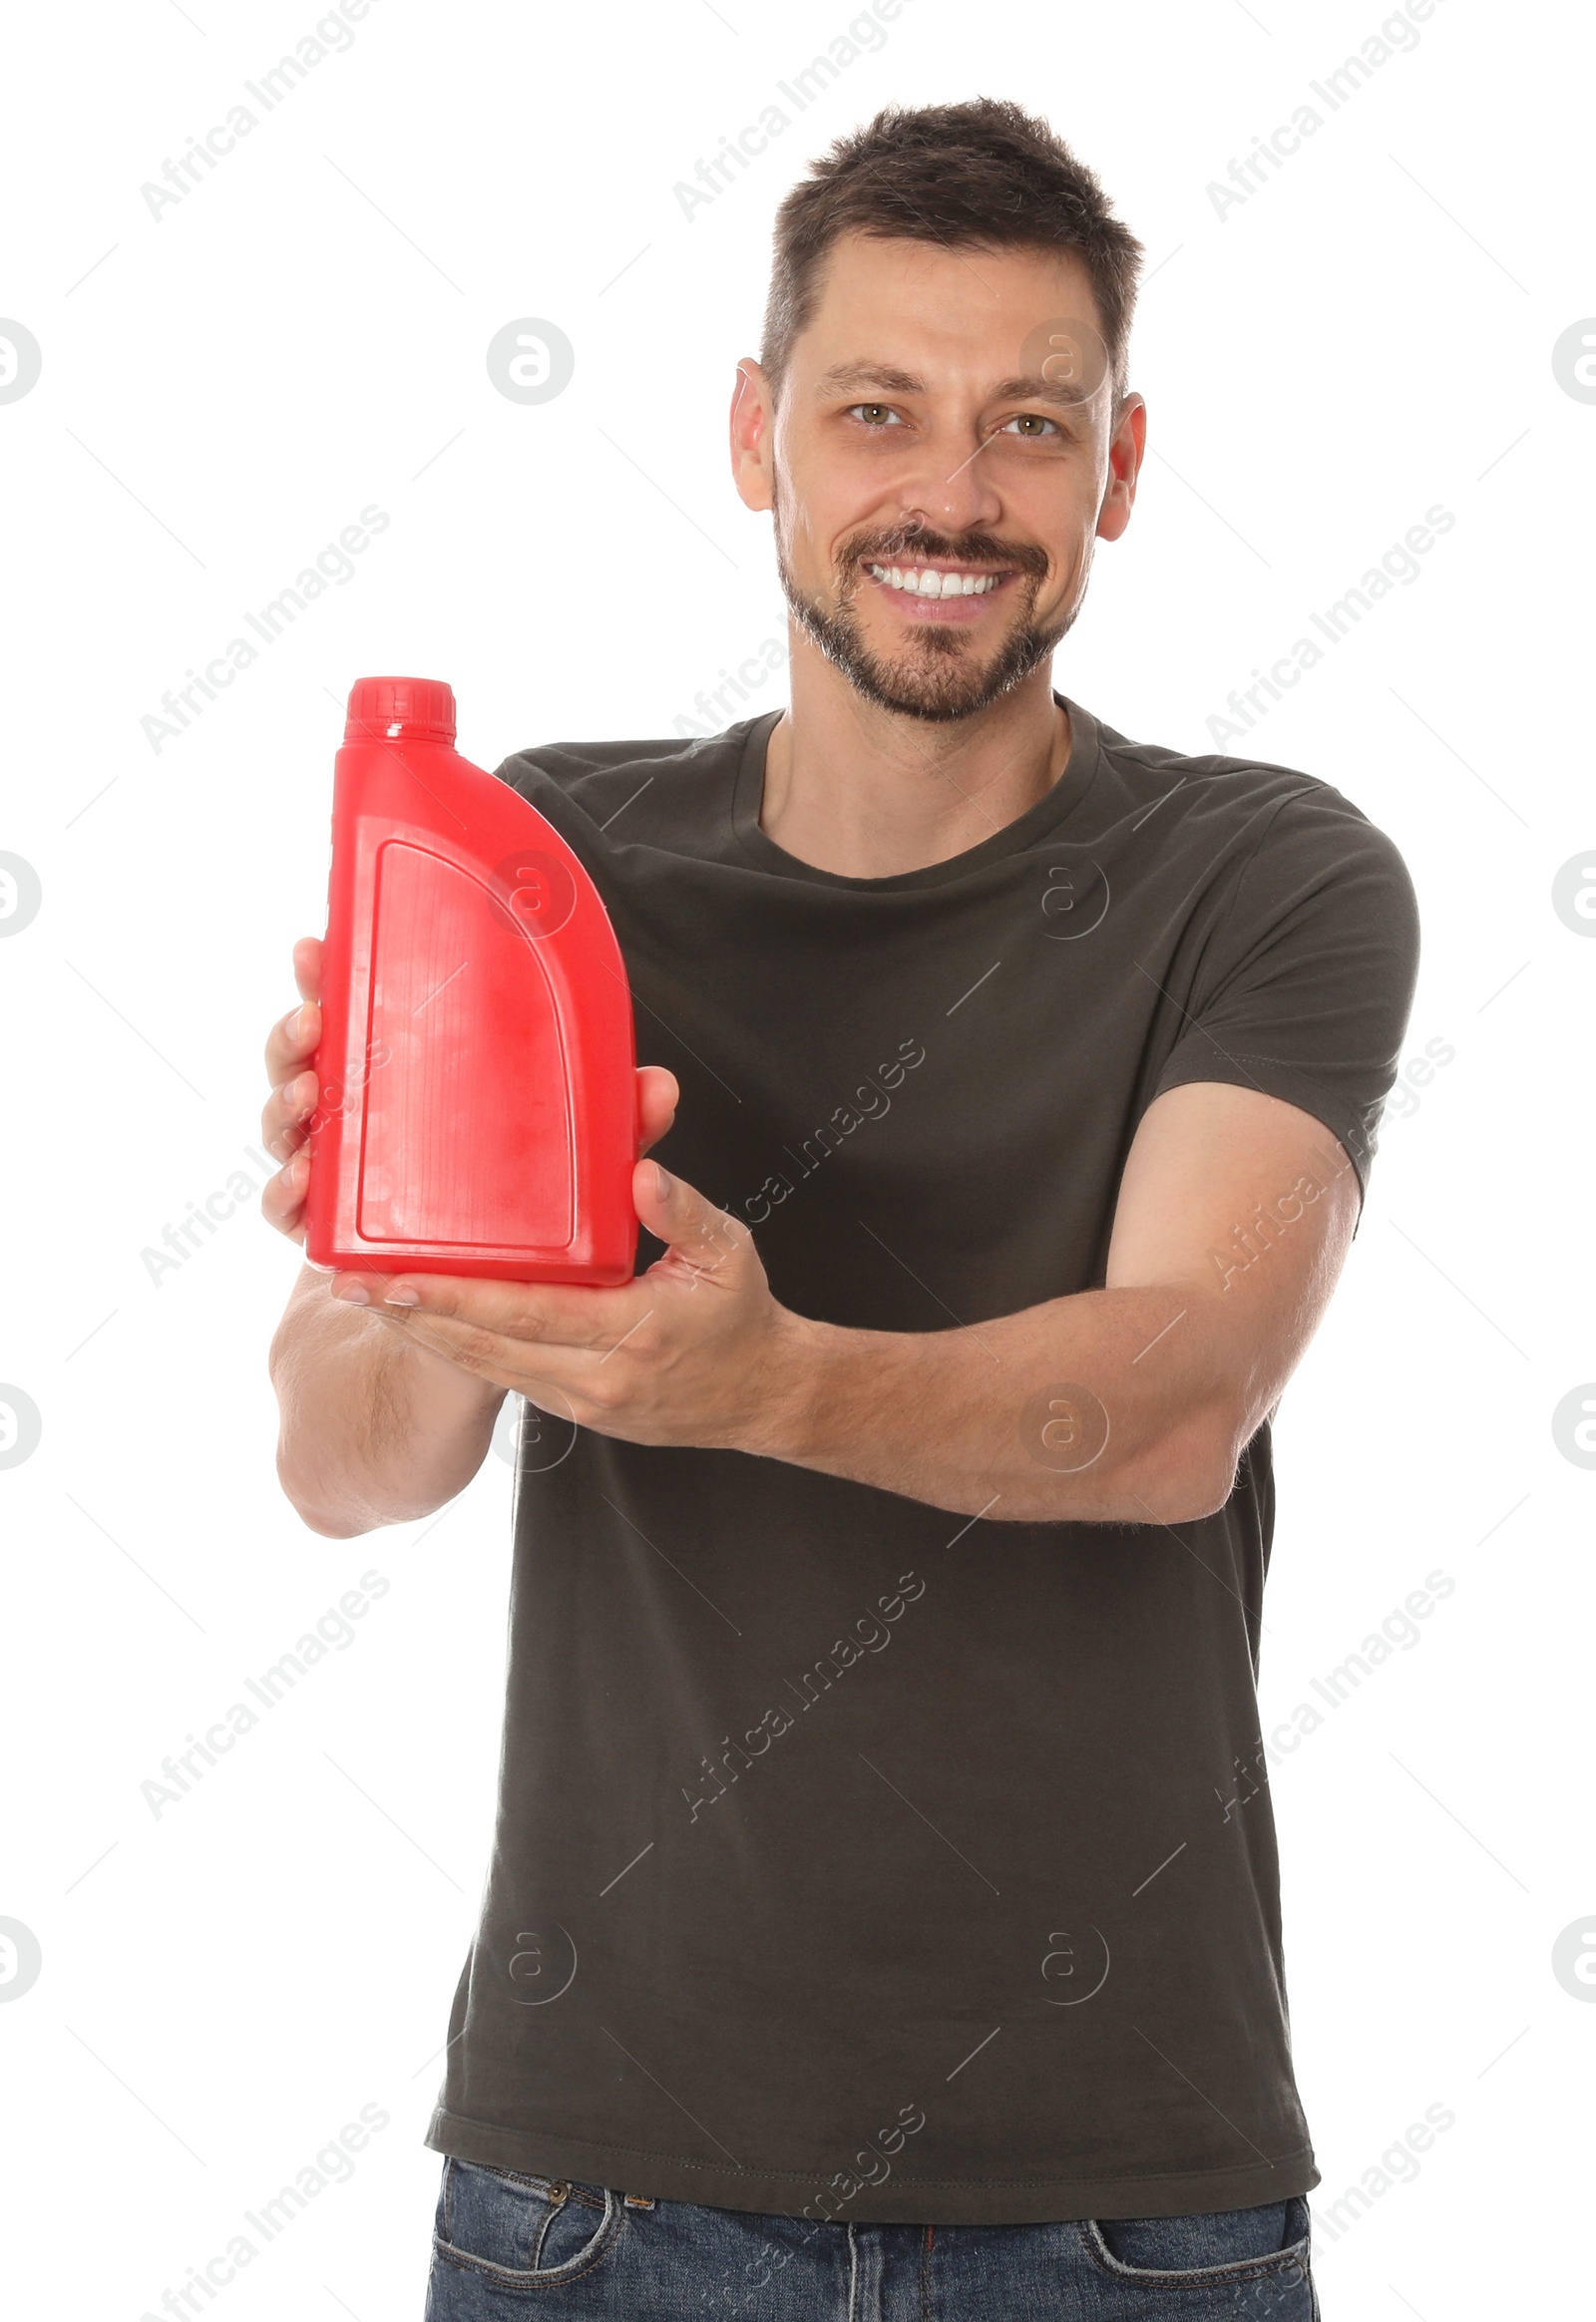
[
  {"xmin": 260, "ymin": 1150, "xmax": 309, "ymax": 1241},
  {"xmin": 263, "ymin": 1066, "xmax": 320, "ymax": 1163},
  {"xmin": 632, "ymin": 1161, "xmax": 747, "ymax": 1278},
  {"xmin": 263, "ymin": 941, "xmax": 323, "ymax": 1081},
  {"xmin": 363, "ymin": 1305, "xmax": 614, "ymax": 1397},
  {"xmin": 332, "ymin": 1269, "xmax": 635, "ymax": 1353},
  {"xmin": 636, "ymin": 1064, "xmax": 680, "ymax": 1156},
  {"xmin": 367, "ymin": 1309, "xmax": 615, "ymax": 1412},
  {"xmin": 264, "ymin": 996, "xmax": 322, "ymax": 1087},
  {"xmin": 323, "ymin": 1268, "xmax": 405, "ymax": 1308},
  {"xmin": 292, "ymin": 935, "xmax": 323, "ymax": 1005}
]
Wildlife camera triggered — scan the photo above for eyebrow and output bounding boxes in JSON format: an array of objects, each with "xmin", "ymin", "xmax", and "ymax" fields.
[{"xmin": 812, "ymin": 359, "xmax": 1100, "ymax": 411}]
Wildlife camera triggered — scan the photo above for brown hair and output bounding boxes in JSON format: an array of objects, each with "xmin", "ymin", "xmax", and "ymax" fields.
[{"xmin": 760, "ymin": 98, "xmax": 1144, "ymax": 409}]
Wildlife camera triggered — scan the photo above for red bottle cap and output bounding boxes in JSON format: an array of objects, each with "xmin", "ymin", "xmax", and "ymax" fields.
[{"xmin": 345, "ymin": 676, "xmax": 457, "ymax": 744}]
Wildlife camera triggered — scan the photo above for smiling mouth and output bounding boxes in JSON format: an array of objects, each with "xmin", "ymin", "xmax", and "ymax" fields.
[{"xmin": 864, "ymin": 561, "xmax": 1013, "ymax": 600}]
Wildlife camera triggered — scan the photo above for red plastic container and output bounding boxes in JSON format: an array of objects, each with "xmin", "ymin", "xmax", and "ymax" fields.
[{"xmin": 303, "ymin": 676, "xmax": 637, "ymax": 1284}]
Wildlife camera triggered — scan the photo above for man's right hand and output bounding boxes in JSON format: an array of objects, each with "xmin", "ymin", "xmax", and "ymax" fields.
[
  {"xmin": 261, "ymin": 936, "xmax": 324, "ymax": 1245},
  {"xmin": 259, "ymin": 934, "xmax": 682, "ymax": 1250},
  {"xmin": 262, "ymin": 932, "xmax": 682, "ymax": 1535}
]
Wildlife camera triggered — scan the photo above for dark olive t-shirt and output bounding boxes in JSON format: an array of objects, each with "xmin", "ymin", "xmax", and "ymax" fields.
[{"xmin": 424, "ymin": 693, "xmax": 1420, "ymax": 2225}]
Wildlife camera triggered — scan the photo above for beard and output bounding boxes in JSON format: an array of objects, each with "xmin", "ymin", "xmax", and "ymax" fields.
[{"xmin": 773, "ymin": 500, "xmax": 1079, "ymax": 725}]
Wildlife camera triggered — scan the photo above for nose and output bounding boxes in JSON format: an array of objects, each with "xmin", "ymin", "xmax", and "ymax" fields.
[{"xmin": 888, "ymin": 416, "xmax": 1004, "ymax": 541}]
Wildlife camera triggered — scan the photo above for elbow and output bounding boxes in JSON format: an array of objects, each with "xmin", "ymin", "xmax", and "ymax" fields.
[
  {"xmin": 274, "ymin": 1447, "xmax": 376, "ymax": 1540},
  {"xmin": 1120, "ymin": 1423, "xmax": 1241, "ymax": 1526},
  {"xmin": 1122, "ymin": 1469, "xmax": 1234, "ymax": 1526},
  {"xmin": 294, "ymin": 1506, "xmax": 373, "ymax": 1541},
  {"xmin": 1163, "ymin": 1459, "xmax": 1240, "ymax": 1524}
]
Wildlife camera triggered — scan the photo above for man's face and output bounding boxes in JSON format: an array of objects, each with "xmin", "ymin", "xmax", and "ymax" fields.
[{"xmin": 734, "ymin": 232, "xmax": 1143, "ymax": 724}]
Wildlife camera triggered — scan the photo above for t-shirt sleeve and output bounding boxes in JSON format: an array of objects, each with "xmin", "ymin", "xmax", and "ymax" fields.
[{"xmin": 1150, "ymin": 788, "xmax": 1420, "ymax": 1214}]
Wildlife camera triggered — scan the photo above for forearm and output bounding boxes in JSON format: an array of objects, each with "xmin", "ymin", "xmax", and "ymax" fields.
[
  {"xmin": 762, "ymin": 1284, "xmax": 1242, "ymax": 1524},
  {"xmin": 269, "ymin": 1266, "xmax": 504, "ymax": 1536}
]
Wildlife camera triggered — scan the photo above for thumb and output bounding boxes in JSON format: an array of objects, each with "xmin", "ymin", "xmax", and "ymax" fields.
[{"xmin": 633, "ymin": 1160, "xmax": 747, "ymax": 1275}]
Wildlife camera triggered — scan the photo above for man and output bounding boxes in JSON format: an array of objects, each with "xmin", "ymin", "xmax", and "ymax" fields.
[{"xmin": 263, "ymin": 98, "xmax": 1416, "ymax": 2319}]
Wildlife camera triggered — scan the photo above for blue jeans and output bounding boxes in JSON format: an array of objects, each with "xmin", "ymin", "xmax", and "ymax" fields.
[{"xmin": 424, "ymin": 2157, "xmax": 1320, "ymax": 2318}]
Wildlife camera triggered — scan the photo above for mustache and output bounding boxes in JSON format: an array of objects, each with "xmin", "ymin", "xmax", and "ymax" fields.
[{"xmin": 842, "ymin": 524, "xmax": 1050, "ymax": 579}]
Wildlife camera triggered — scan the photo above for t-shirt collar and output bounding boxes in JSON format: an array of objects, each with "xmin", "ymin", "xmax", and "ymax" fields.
[{"xmin": 730, "ymin": 691, "xmax": 1103, "ymax": 890}]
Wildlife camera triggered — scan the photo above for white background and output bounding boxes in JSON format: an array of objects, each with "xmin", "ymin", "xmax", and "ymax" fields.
[{"xmin": 2, "ymin": 0, "xmax": 1591, "ymax": 2315}]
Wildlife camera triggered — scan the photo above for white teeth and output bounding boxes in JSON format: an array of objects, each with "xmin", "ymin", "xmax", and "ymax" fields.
[{"xmin": 868, "ymin": 563, "xmax": 1002, "ymax": 597}]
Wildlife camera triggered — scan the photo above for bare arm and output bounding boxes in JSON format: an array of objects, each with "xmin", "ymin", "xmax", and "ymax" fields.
[
  {"xmin": 261, "ymin": 936, "xmax": 677, "ymax": 1538},
  {"xmin": 267, "ymin": 1262, "xmax": 506, "ymax": 1538},
  {"xmin": 358, "ymin": 1080, "xmax": 1363, "ymax": 1527},
  {"xmin": 762, "ymin": 1081, "xmax": 1362, "ymax": 1521}
]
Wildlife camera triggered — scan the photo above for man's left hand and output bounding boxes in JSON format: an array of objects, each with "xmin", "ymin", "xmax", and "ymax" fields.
[{"xmin": 330, "ymin": 1162, "xmax": 813, "ymax": 1455}]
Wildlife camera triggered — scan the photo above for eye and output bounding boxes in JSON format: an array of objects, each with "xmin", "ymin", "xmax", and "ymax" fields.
[
  {"xmin": 998, "ymin": 411, "xmax": 1062, "ymax": 438},
  {"xmin": 846, "ymin": 402, "xmax": 904, "ymax": 427}
]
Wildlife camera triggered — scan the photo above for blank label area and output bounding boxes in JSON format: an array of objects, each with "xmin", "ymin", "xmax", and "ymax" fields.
[{"xmin": 358, "ymin": 842, "xmax": 575, "ymax": 1249}]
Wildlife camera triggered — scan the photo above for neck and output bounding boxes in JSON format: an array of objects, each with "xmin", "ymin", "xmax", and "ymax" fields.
[{"xmin": 758, "ymin": 640, "xmax": 1071, "ymax": 879}]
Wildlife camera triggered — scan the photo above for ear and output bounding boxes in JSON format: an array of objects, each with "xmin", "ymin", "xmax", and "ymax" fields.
[
  {"xmin": 1096, "ymin": 392, "xmax": 1145, "ymax": 543},
  {"xmin": 730, "ymin": 359, "xmax": 775, "ymax": 515}
]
